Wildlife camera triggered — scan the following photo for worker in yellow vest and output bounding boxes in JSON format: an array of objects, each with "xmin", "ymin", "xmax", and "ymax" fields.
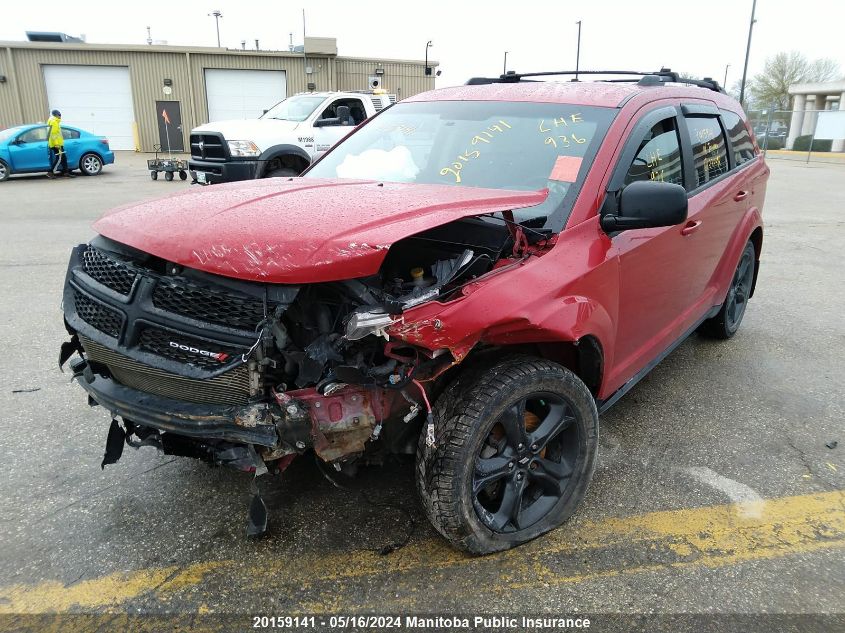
[{"xmin": 46, "ymin": 109, "xmax": 74, "ymax": 178}]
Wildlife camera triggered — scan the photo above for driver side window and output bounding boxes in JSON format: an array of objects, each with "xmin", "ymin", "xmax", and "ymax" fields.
[
  {"xmin": 624, "ymin": 118, "xmax": 683, "ymax": 187},
  {"xmin": 18, "ymin": 127, "xmax": 49, "ymax": 143},
  {"xmin": 319, "ymin": 98, "xmax": 366, "ymax": 125}
]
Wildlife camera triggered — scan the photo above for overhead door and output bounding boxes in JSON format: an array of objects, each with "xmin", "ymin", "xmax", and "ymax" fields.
[
  {"xmin": 43, "ymin": 65, "xmax": 135, "ymax": 150},
  {"xmin": 204, "ymin": 69, "xmax": 286, "ymax": 122}
]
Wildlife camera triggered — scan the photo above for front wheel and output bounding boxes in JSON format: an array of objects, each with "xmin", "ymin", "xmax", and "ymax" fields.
[
  {"xmin": 700, "ymin": 241, "xmax": 756, "ymax": 339},
  {"xmin": 79, "ymin": 153, "xmax": 103, "ymax": 176},
  {"xmin": 0, "ymin": 159, "xmax": 9, "ymax": 182},
  {"xmin": 417, "ymin": 356, "xmax": 599, "ymax": 555},
  {"xmin": 164, "ymin": 171, "xmax": 174, "ymax": 182}
]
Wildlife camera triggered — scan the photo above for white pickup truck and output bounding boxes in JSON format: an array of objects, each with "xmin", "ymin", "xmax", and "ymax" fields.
[{"xmin": 188, "ymin": 91, "xmax": 396, "ymax": 185}]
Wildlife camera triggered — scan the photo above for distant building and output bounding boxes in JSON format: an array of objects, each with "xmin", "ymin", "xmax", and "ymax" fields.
[
  {"xmin": 0, "ymin": 37, "xmax": 437, "ymax": 151},
  {"xmin": 786, "ymin": 80, "xmax": 845, "ymax": 151}
]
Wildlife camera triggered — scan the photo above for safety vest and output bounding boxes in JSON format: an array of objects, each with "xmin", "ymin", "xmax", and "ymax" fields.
[{"xmin": 47, "ymin": 116, "xmax": 64, "ymax": 148}]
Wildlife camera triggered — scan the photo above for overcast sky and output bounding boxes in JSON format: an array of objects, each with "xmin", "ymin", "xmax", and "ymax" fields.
[{"xmin": 2, "ymin": 0, "xmax": 844, "ymax": 89}]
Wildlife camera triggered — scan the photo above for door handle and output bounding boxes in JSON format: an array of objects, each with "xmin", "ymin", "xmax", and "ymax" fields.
[
  {"xmin": 680, "ymin": 220, "xmax": 702, "ymax": 236},
  {"xmin": 733, "ymin": 190, "xmax": 749, "ymax": 201}
]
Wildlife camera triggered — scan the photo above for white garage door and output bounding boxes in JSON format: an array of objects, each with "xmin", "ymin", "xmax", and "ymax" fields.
[
  {"xmin": 43, "ymin": 65, "xmax": 135, "ymax": 150},
  {"xmin": 204, "ymin": 69, "xmax": 286, "ymax": 122}
]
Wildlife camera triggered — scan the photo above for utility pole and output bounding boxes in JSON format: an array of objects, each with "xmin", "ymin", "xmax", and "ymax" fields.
[
  {"xmin": 724, "ymin": 63, "xmax": 730, "ymax": 88},
  {"xmin": 503, "ymin": 51, "xmax": 508, "ymax": 75},
  {"xmin": 739, "ymin": 0, "xmax": 757, "ymax": 107},
  {"xmin": 146, "ymin": 26, "xmax": 152, "ymax": 46},
  {"xmin": 209, "ymin": 10, "xmax": 223, "ymax": 48},
  {"xmin": 575, "ymin": 20, "xmax": 582, "ymax": 81}
]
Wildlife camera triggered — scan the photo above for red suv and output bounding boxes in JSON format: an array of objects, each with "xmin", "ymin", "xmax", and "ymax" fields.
[{"xmin": 60, "ymin": 70, "xmax": 767, "ymax": 554}]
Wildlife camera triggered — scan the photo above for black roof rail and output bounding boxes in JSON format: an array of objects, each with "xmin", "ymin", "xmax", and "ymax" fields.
[{"xmin": 464, "ymin": 69, "xmax": 725, "ymax": 94}]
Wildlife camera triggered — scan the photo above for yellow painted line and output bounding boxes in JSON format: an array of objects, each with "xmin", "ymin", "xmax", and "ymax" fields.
[
  {"xmin": 767, "ymin": 149, "xmax": 845, "ymax": 160},
  {"xmin": 0, "ymin": 490, "xmax": 843, "ymax": 613}
]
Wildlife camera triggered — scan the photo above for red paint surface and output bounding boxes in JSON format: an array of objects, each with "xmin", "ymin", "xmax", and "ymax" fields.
[
  {"xmin": 94, "ymin": 84, "xmax": 767, "ymax": 401},
  {"xmin": 94, "ymin": 179, "xmax": 547, "ymax": 283}
]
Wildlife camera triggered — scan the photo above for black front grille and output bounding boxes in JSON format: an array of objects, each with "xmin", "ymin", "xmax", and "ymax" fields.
[
  {"xmin": 190, "ymin": 133, "xmax": 227, "ymax": 161},
  {"xmin": 139, "ymin": 327, "xmax": 241, "ymax": 370},
  {"xmin": 82, "ymin": 248, "xmax": 136, "ymax": 295},
  {"xmin": 73, "ymin": 290, "xmax": 123, "ymax": 338},
  {"xmin": 153, "ymin": 279, "xmax": 266, "ymax": 330},
  {"xmin": 81, "ymin": 336, "xmax": 250, "ymax": 406}
]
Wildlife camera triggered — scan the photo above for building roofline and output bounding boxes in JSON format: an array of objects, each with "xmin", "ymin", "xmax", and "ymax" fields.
[
  {"xmin": 0, "ymin": 39, "xmax": 436, "ymax": 66},
  {"xmin": 788, "ymin": 80, "xmax": 845, "ymax": 95}
]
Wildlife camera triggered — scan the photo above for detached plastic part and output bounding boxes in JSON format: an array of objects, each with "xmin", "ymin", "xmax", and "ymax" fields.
[{"xmin": 101, "ymin": 418, "xmax": 126, "ymax": 469}]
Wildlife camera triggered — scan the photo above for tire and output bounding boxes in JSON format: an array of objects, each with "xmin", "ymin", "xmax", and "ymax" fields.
[
  {"xmin": 0, "ymin": 159, "xmax": 9, "ymax": 182},
  {"xmin": 699, "ymin": 241, "xmax": 756, "ymax": 339},
  {"xmin": 265, "ymin": 167, "xmax": 299, "ymax": 178},
  {"xmin": 150, "ymin": 171, "xmax": 158, "ymax": 181},
  {"xmin": 164, "ymin": 171, "xmax": 174, "ymax": 182},
  {"xmin": 79, "ymin": 153, "xmax": 103, "ymax": 176},
  {"xmin": 179, "ymin": 170, "xmax": 187, "ymax": 180},
  {"xmin": 416, "ymin": 356, "xmax": 599, "ymax": 555}
]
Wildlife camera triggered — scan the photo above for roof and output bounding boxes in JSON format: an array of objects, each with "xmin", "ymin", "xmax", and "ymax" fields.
[{"xmin": 407, "ymin": 80, "xmax": 735, "ymax": 109}]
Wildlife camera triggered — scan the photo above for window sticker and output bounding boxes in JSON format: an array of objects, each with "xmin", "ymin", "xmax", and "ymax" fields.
[{"xmin": 549, "ymin": 155, "xmax": 582, "ymax": 182}]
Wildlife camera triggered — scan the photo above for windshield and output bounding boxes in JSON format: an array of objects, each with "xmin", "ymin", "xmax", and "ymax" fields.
[
  {"xmin": 0, "ymin": 127, "xmax": 25, "ymax": 142},
  {"xmin": 260, "ymin": 95, "xmax": 326, "ymax": 122},
  {"xmin": 306, "ymin": 100, "xmax": 616, "ymax": 227}
]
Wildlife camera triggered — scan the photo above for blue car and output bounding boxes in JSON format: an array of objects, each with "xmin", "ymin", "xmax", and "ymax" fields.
[{"xmin": 0, "ymin": 123, "xmax": 115, "ymax": 181}]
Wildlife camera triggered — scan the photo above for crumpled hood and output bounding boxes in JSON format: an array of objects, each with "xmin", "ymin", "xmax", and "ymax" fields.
[
  {"xmin": 93, "ymin": 178, "xmax": 548, "ymax": 283},
  {"xmin": 192, "ymin": 118, "xmax": 299, "ymax": 141}
]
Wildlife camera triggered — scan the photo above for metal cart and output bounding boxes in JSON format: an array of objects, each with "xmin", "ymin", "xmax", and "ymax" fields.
[{"xmin": 147, "ymin": 145, "xmax": 188, "ymax": 182}]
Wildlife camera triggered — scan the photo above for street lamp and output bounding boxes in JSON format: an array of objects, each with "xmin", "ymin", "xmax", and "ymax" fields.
[
  {"xmin": 739, "ymin": 0, "xmax": 757, "ymax": 107},
  {"xmin": 209, "ymin": 10, "xmax": 223, "ymax": 48},
  {"xmin": 575, "ymin": 21, "xmax": 582, "ymax": 81},
  {"xmin": 425, "ymin": 40, "xmax": 433, "ymax": 76}
]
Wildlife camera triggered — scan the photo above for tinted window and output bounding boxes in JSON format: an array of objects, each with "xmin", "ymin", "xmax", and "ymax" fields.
[
  {"xmin": 624, "ymin": 118, "xmax": 684, "ymax": 186},
  {"xmin": 685, "ymin": 117, "xmax": 729, "ymax": 187},
  {"xmin": 721, "ymin": 110, "xmax": 756, "ymax": 165},
  {"xmin": 18, "ymin": 127, "xmax": 48, "ymax": 143},
  {"xmin": 61, "ymin": 128, "xmax": 81, "ymax": 140}
]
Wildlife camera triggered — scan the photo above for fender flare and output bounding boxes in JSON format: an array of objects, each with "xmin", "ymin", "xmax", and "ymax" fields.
[{"xmin": 258, "ymin": 144, "xmax": 312, "ymax": 172}]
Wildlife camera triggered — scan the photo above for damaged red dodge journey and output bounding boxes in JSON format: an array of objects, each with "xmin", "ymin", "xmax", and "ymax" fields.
[{"xmin": 61, "ymin": 70, "xmax": 767, "ymax": 554}]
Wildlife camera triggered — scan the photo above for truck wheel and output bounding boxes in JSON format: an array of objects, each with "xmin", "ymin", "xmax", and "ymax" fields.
[
  {"xmin": 699, "ymin": 241, "xmax": 756, "ymax": 339},
  {"xmin": 416, "ymin": 356, "xmax": 598, "ymax": 555},
  {"xmin": 265, "ymin": 167, "xmax": 299, "ymax": 178},
  {"xmin": 164, "ymin": 171, "xmax": 174, "ymax": 182}
]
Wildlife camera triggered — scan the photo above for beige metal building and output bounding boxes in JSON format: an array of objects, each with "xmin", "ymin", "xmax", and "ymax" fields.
[{"xmin": 0, "ymin": 38, "xmax": 437, "ymax": 151}]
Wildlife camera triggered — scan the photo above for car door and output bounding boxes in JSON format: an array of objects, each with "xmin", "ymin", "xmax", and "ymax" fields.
[
  {"xmin": 7, "ymin": 127, "xmax": 50, "ymax": 171},
  {"xmin": 312, "ymin": 98, "xmax": 364, "ymax": 158},
  {"xmin": 605, "ymin": 106, "xmax": 702, "ymax": 382},
  {"xmin": 61, "ymin": 128, "xmax": 83, "ymax": 167},
  {"xmin": 677, "ymin": 106, "xmax": 740, "ymax": 316}
]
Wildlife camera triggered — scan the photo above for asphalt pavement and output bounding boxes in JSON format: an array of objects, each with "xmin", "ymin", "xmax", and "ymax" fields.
[{"xmin": 0, "ymin": 153, "xmax": 842, "ymax": 631}]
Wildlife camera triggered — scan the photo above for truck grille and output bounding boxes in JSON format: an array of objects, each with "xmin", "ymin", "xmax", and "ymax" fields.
[
  {"xmin": 190, "ymin": 133, "xmax": 227, "ymax": 161},
  {"xmin": 81, "ymin": 336, "xmax": 250, "ymax": 406},
  {"xmin": 73, "ymin": 290, "xmax": 124, "ymax": 338}
]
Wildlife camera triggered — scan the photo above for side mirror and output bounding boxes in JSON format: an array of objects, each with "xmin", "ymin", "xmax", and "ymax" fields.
[{"xmin": 601, "ymin": 180, "xmax": 688, "ymax": 232}]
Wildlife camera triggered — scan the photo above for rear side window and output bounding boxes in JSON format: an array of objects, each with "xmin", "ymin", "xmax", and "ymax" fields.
[
  {"xmin": 61, "ymin": 128, "xmax": 81, "ymax": 140},
  {"xmin": 685, "ymin": 117, "xmax": 729, "ymax": 187},
  {"xmin": 721, "ymin": 110, "xmax": 756, "ymax": 165},
  {"xmin": 624, "ymin": 118, "xmax": 684, "ymax": 186}
]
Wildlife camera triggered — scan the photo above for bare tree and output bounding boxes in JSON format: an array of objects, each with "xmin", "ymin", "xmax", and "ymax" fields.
[{"xmin": 746, "ymin": 51, "xmax": 841, "ymax": 110}]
